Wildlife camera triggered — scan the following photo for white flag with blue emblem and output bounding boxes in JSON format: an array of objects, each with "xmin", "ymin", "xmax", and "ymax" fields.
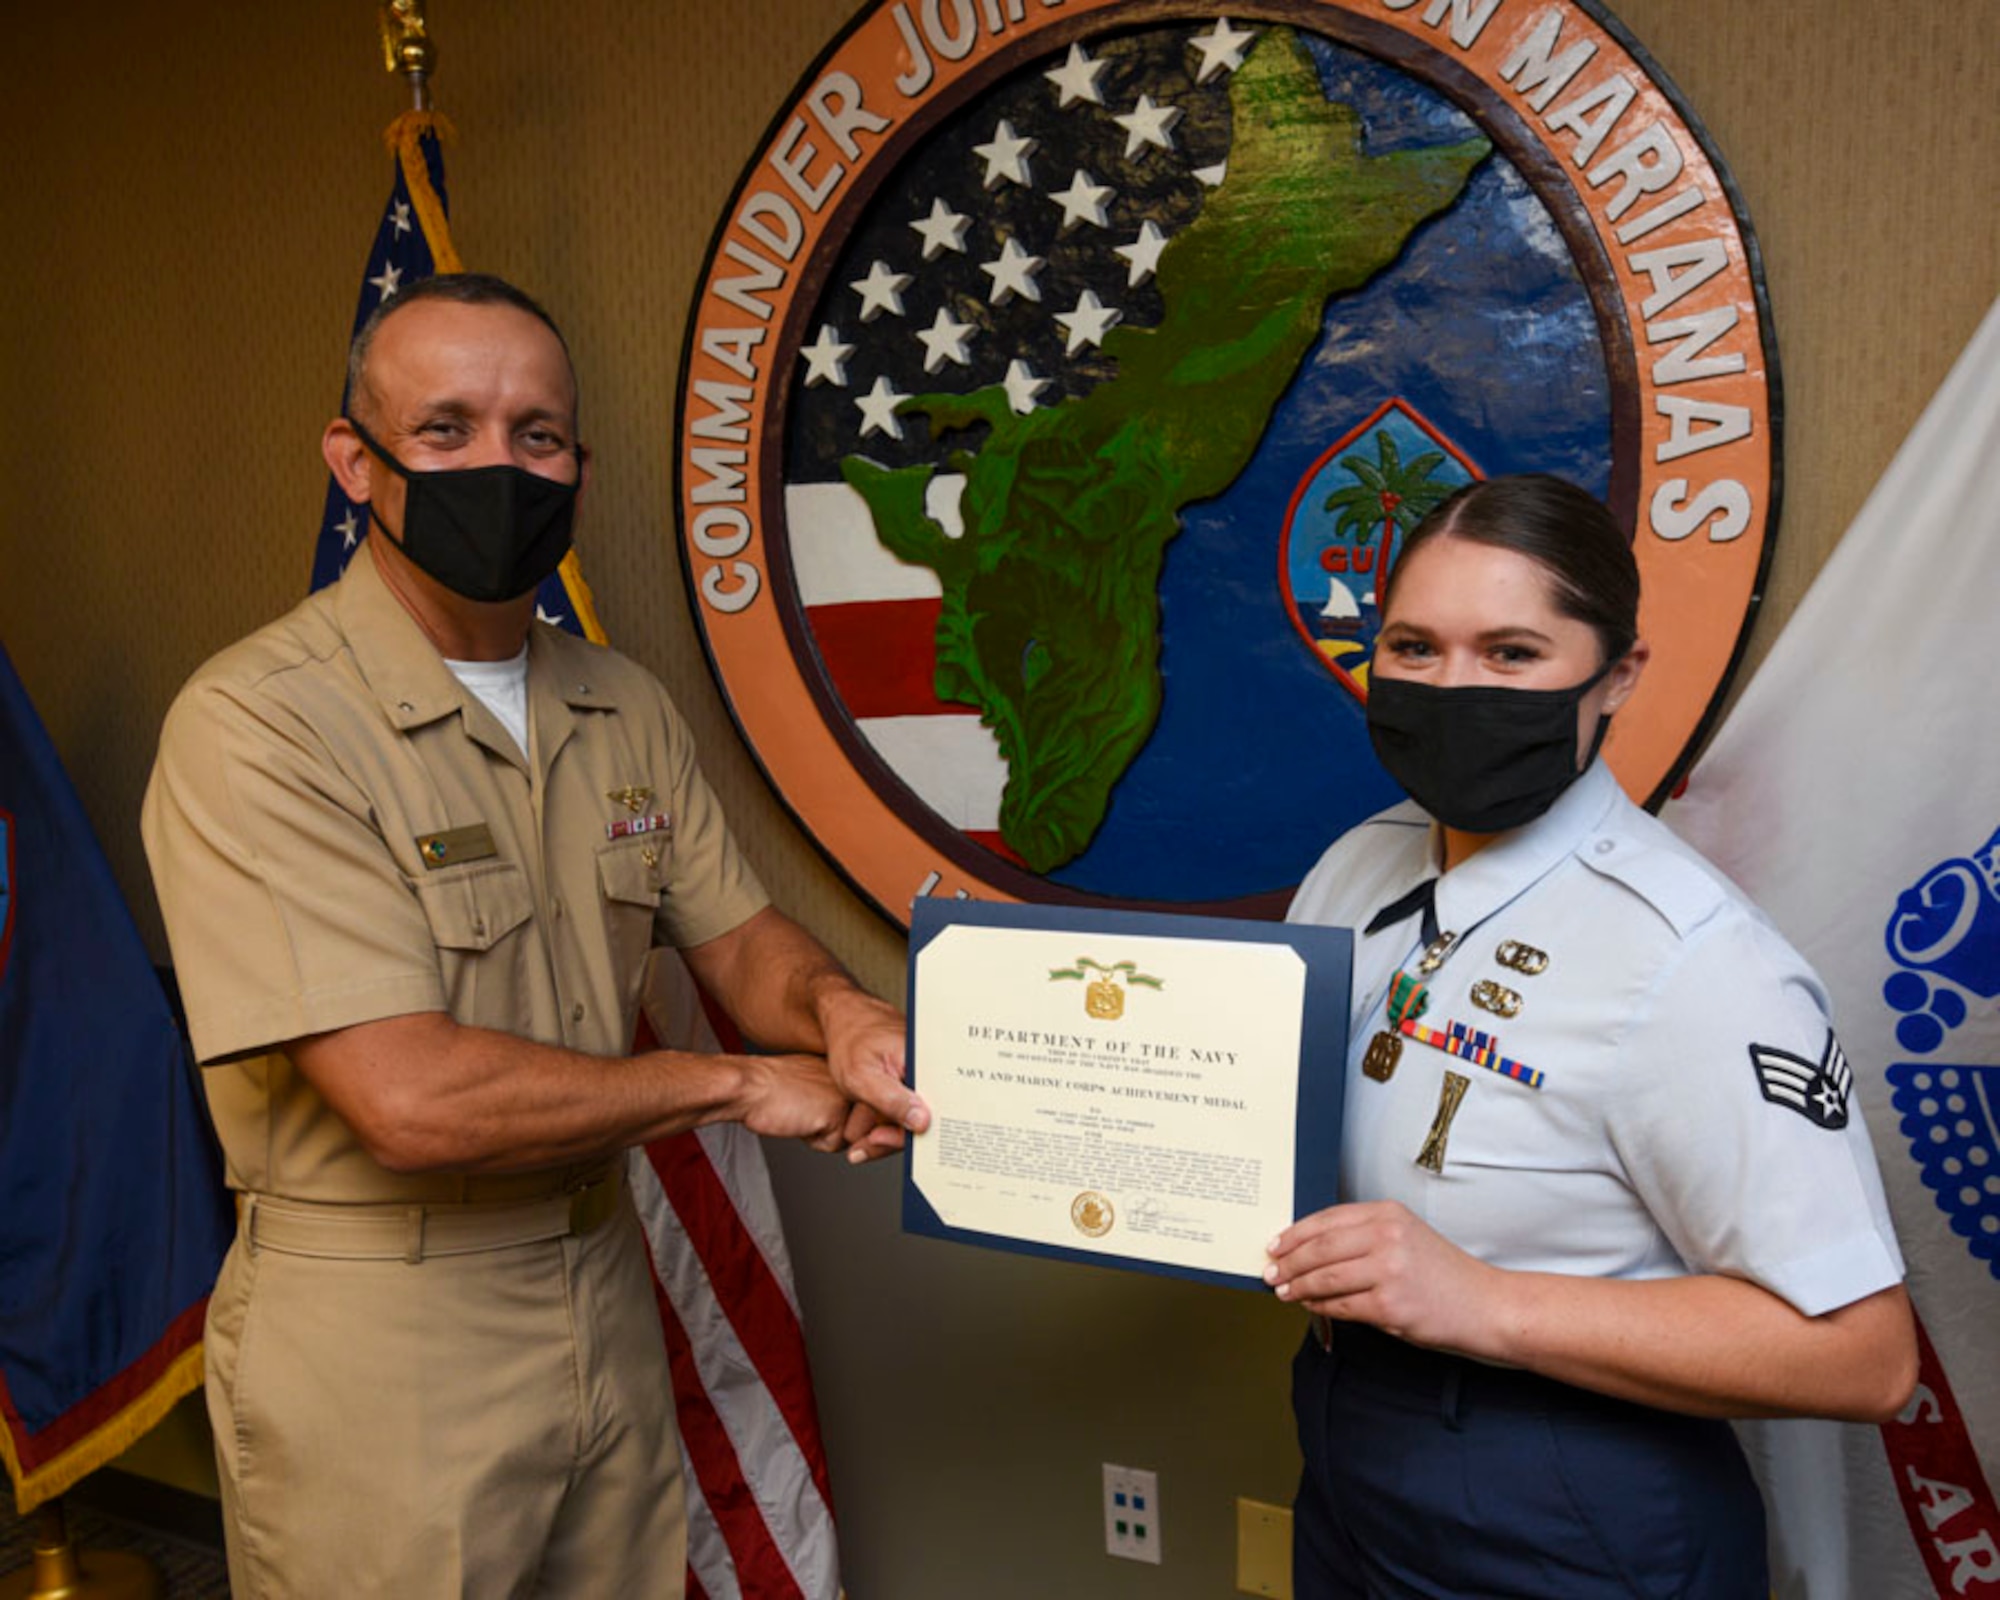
[{"xmin": 1669, "ymin": 297, "xmax": 2000, "ymax": 1600}]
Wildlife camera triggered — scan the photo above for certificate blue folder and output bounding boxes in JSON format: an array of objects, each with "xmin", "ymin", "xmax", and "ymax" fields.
[{"xmin": 902, "ymin": 898, "xmax": 1351, "ymax": 1293}]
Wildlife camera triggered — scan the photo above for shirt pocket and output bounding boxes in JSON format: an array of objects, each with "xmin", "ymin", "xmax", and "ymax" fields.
[
  {"xmin": 409, "ymin": 861, "xmax": 538, "ymax": 1023},
  {"xmin": 411, "ymin": 859, "xmax": 536, "ymax": 951},
  {"xmin": 596, "ymin": 838, "xmax": 670, "ymax": 991}
]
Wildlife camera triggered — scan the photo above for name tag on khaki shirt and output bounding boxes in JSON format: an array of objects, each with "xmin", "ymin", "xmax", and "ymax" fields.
[{"xmin": 414, "ymin": 823, "xmax": 499, "ymax": 869}]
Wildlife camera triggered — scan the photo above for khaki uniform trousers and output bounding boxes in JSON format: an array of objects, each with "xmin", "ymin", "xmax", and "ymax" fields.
[{"xmin": 203, "ymin": 1180, "xmax": 686, "ymax": 1599}]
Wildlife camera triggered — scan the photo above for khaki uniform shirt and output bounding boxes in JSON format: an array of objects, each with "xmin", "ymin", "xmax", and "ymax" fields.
[{"xmin": 142, "ymin": 551, "xmax": 767, "ymax": 1204}]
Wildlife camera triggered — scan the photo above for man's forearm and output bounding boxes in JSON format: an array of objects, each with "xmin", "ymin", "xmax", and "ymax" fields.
[
  {"xmin": 684, "ymin": 905, "xmax": 857, "ymax": 1051},
  {"xmin": 287, "ymin": 1010, "xmax": 834, "ymax": 1174}
]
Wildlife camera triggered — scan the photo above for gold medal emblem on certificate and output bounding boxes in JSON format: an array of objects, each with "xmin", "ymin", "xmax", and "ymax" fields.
[
  {"xmin": 1071, "ymin": 1192, "xmax": 1115, "ymax": 1238},
  {"xmin": 1050, "ymin": 957, "xmax": 1163, "ymax": 1020}
]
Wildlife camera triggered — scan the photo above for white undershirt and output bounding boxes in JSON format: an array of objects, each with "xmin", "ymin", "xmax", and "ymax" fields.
[{"xmin": 444, "ymin": 645, "xmax": 530, "ymax": 759}]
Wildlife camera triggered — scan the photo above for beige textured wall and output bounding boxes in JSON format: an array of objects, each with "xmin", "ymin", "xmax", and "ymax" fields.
[{"xmin": 3, "ymin": 0, "xmax": 1994, "ymax": 1593}]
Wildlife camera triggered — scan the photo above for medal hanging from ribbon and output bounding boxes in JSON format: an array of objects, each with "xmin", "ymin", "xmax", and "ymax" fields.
[{"xmin": 1362, "ymin": 970, "xmax": 1430, "ymax": 1083}]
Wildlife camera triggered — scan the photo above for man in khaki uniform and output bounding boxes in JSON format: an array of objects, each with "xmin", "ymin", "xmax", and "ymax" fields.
[{"xmin": 142, "ymin": 273, "xmax": 922, "ymax": 1599}]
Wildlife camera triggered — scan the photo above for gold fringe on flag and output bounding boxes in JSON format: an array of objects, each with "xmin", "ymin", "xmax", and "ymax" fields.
[
  {"xmin": 0, "ymin": 1343, "xmax": 205, "ymax": 1515},
  {"xmin": 381, "ymin": 109, "xmax": 463, "ymax": 274},
  {"xmin": 556, "ymin": 551, "xmax": 609, "ymax": 647}
]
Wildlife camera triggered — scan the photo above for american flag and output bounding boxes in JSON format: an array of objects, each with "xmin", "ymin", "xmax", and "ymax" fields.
[
  {"xmin": 780, "ymin": 20, "xmax": 1258, "ymax": 854},
  {"xmin": 311, "ymin": 110, "xmax": 837, "ymax": 1598},
  {"xmin": 308, "ymin": 113, "xmax": 596, "ymax": 638}
]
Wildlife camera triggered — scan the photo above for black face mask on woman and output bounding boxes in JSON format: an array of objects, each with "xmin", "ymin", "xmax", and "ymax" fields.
[
  {"xmin": 346, "ymin": 414, "xmax": 578, "ymax": 603},
  {"xmin": 1365, "ymin": 654, "xmax": 1619, "ymax": 833}
]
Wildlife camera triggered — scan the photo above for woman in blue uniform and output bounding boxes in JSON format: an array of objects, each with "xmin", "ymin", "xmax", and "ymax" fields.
[{"xmin": 1270, "ymin": 475, "xmax": 1916, "ymax": 1599}]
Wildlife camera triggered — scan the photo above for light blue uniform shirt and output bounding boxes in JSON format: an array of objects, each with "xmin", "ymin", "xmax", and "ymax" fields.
[{"xmin": 1287, "ymin": 759, "xmax": 1904, "ymax": 1317}]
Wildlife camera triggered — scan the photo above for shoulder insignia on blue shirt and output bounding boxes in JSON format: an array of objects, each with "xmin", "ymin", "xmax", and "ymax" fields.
[{"xmin": 1749, "ymin": 1031, "xmax": 1852, "ymax": 1130}]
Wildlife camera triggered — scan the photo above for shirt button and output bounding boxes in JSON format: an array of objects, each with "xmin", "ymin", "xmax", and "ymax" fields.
[
  {"xmin": 551, "ymin": 899, "xmax": 564, "ymax": 920},
  {"xmin": 1594, "ymin": 838, "xmax": 1615, "ymax": 856},
  {"xmin": 571, "ymin": 1002, "xmax": 585, "ymax": 1023},
  {"xmin": 471, "ymin": 915, "xmax": 486, "ymax": 936}
]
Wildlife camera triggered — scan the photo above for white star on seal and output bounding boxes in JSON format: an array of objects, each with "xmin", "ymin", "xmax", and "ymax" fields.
[
  {"xmin": 336, "ymin": 508, "xmax": 361, "ymax": 550},
  {"xmin": 972, "ymin": 120, "xmax": 1036, "ymax": 190},
  {"xmin": 1194, "ymin": 161, "xmax": 1228, "ymax": 188},
  {"xmin": 368, "ymin": 261, "xmax": 403, "ymax": 301},
  {"xmin": 1054, "ymin": 289, "xmax": 1121, "ymax": 355},
  {"xmin": 855, "ymin": 374, "xmax": 909, "ymax": 440},
  {"xmin": 916, "ymin": 307, "xmax": 976, "ymax": 374},
  {"xmin": 1044, "ymin": 43, "xmax": 1108, "ymax": 108},
  {"xmin": 1050, "ymin": 169, "xmax": 1114, "ymax": 231},
  {"xmin": 1190, "ymin": 18, "xmax": 1254, "ymax": 83},
  {"xmin": 1114, "ymin": 94, "xmax": 1183, "ymax": 159},
  {"xmin": 910, "ymin": 197, "xmax": 972, "ymax": 260},
  {"xmin": 851, "ymin": 260, "xmax": 913, "ymax": 322},
  {"xmin": 1114, "ymin": 221, "xmax": 1170, "ymax": 287},
  {"xmin": 980, "ymin": 236, "xmax": 1045, "ymax": 305},
  {"xmin": 1002, "ymin": 359, "xmax": 1049, "ymax": 414},
  {"xmin": 799, "ymin": 324, "xmax": 854, "ymax": 387},
  {"xmin": 389, "ymin": 199, "xmax": 413, "ymax": 237}
]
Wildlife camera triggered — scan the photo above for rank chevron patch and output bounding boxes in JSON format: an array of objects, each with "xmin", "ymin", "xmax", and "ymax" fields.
[{"xmin": 1749, "ymin": 1032, "xmax": 1853, "ymax": 1130}]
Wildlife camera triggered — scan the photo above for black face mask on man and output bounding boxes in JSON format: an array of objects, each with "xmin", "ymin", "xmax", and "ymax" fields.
[
  {"xmin": 345, "ymin": 413, "xmax": 578, "ymax": 603},
  {"xmin": 1365, "ymin": 654, "xmax": 1620, "ymax": 834}
]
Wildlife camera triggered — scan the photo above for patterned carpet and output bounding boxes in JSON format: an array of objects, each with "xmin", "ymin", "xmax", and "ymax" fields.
[{"xmin": 0, "ymin": 1481, "xmax": 229, "ymax": 1599}]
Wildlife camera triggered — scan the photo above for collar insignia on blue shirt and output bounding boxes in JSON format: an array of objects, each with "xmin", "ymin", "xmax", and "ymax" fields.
[{"xmin": 1749, "ymin": 1031, "xmax": 1852, "ymax": 1130}]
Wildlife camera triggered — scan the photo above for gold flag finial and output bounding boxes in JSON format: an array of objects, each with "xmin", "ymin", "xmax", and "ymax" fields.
[{"xmin": 379, "ymin": 0, "xmax": 435, "ymax": 107}]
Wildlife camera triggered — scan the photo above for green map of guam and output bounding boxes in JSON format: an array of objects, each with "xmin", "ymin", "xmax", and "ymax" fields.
[{"xmin": 841, "ymin": 30, "xmax": 1488, "ymax": 872}]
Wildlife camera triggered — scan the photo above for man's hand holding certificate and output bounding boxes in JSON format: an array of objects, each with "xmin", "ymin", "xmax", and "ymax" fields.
[{"xmin": 903, "ymin": 901, "xmax": 1351, "ymax": 1291}]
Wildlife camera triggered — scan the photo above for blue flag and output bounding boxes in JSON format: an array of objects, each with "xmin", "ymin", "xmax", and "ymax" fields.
[
  {"xmin": 310, "ymin": 111, "xmax": 598, "ymax": 639},
  {"xmin": 0, "ymin": 642, "xmax": 233, "ymax": 1511}
]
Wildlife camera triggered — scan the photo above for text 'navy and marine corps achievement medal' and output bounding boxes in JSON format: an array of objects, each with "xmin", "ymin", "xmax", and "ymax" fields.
[{"xmin": 677, "ymin": 0, "xmax": 1779, "ymax": 926}]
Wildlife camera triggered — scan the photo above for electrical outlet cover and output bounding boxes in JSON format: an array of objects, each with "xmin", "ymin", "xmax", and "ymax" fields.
[{"xmin": 1103, "ymin": 1463, "xmax": 1162, "ymax": 1565}]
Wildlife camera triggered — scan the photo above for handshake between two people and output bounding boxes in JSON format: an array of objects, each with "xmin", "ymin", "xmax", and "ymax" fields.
[{"xmin": 728, "ymin": 986, "xmax": 930, "ymax": 1166}]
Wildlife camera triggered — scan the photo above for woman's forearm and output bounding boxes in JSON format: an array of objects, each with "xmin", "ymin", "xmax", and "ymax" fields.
[{"xmin": 1477, "ymin": 1271, "xmax": 1917, "ymax": 1422}]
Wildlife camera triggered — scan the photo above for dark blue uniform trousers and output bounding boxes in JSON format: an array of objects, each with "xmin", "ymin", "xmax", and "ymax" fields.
[{"xmin": 1293, "ymin": 1322, "xmax": 1769, "ymax": 1599}]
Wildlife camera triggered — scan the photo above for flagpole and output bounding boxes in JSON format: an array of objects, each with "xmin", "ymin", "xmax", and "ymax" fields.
[
  {"xmin": 0, "ymin": 1500, "xmax": 161, "ymax": 1600},
  {"xmin": 380, "ymin": 0, "xmax": 435, "ymax": 111}
]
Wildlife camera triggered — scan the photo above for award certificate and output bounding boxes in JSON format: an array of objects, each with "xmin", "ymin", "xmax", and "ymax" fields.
[{"xmin": 903, "ymin": 900, "xmax": 1351, "ymax": 1292}]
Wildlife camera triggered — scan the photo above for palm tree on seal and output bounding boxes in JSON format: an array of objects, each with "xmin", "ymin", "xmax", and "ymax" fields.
[{"xmin": 1322, "ymin": 429, "xmax": 1455, "ymax": 608}]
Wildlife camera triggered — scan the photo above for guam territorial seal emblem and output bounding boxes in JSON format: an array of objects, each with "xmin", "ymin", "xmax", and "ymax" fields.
[{"xmin": 678, "ymin": 0, "xmax": 1778, "ymax": 924}]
